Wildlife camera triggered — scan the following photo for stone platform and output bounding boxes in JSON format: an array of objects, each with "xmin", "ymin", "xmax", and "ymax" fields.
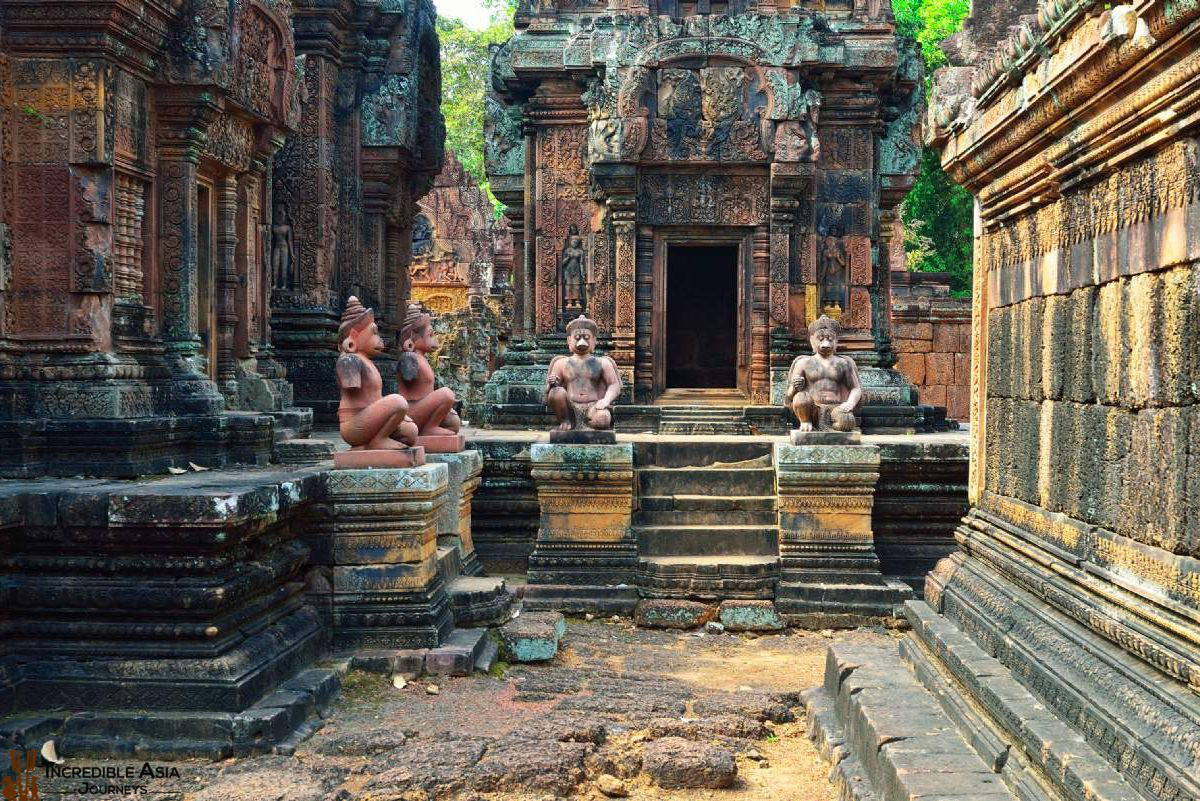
[
  {"xmin": 0, "ymin": 455, "xmax": 512, "ymax": 758},
  {"xmin": 469, "ymin": 429, "xmax": 968, "ymax": 615}
]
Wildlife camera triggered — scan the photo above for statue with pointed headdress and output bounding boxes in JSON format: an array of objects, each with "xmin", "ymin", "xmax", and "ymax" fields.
[
  {"xmin": 335, "ymin": 296, "xmax": 421, "ymax": 465},
  {"xmin": 545, "ymin": 314, "xmax": 621, "ymax": 439},
  {"xmin": 397, "ymin": 302, "xmax": 464, "ymax": 452}
]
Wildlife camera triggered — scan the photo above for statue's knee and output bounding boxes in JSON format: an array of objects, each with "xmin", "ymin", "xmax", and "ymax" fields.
[
  {"xmin": 590, "ymin": 409, "xmax": 612, "ymax": 430},
  {"xmin": 547, "ymin": 386, "xmax": 568, "ymax": 405},
  {"xmin": 831, "ymin": 408, "xmax": 856, "ymax": 432},
  {"xmin": 385, "ymin": 393, "xmax": 409, "ymax": 414}
]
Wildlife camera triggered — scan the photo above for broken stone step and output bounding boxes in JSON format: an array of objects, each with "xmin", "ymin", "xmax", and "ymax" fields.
[
  {"xmin": 639, "ymin": 466, "xmax": 775, "ymax": 496},
  {"xmin": 447, "ymin": 575, "xmax": 515, "ymax": 627},
  {"xmin": 717, "ymin": 600, "xmax": 786, "ymax": 631},
  {"xmin": 635, "ymin": 524, "xmax": 779, "ymax": 557},
  {"xmin": 804, "ymin": 642, "xmax": 1021, "ymax": 801},
  {"xmin": 634, "ymin": 599, "xmax": 716, "ymax": 629},
  {"xmin": 272, "ymin": 438, "xmax": 334, "ymax": 465},
  {"xmin": 634, "ymin": 441, "xmax": 773, "ymax": 468},
  {"xmin": 499, "ymin": 611, "xmax": 566, "ymax": 662},
  {"xmin": 637, "ymin": 555, "xmax": 779, "ymax": 600}
]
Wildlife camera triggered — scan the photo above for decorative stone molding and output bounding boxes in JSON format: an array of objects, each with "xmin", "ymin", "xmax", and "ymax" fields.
[{"xmin": 525, "ymin": 442, "xmax": 639, "ymax": 614}]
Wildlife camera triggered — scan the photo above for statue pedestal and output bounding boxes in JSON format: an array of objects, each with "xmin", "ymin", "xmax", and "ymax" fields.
[
  {"xmin": 790, "ymin": 429, "xmax": 861, "ymax": 445},
  {"xmin": 417, "ymin": 433, "xmax": 466, "ymax": 453},
  {"xmin": 525, "ymin": 443, "xmax": 638, "ymax": 614},
  {"xmin": 549, "ymin": 429, "xmax": 617, "ymax": 444},
  {"xmin": 316, "ymin": 465, "xmax": 454, "ymax": 649},
  {"xmin": 426, "ymin": 450, "xmax": 484, "ymax": 576},
  {"xmin": 333, "ymin": 446, "xmax": 425, "ymax": 469},
  {"xmin": 773, "ymin": 443, "xmax": 912, "ymax": 627}
]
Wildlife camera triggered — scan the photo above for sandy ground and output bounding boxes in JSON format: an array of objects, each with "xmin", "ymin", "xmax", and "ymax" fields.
[{"xmin": 36, "ymin": 620, "xmax": 900, "ymax": 801}]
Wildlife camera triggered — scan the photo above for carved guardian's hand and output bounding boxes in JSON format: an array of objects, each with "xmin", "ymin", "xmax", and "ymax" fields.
[
  {"xmin": 547, "ymin": 375, "xmax": 562, "ymax": 389},
  {"xmin": 837, "ymin": 401, "xmax": 855, "ymax": 414},
  {"xmin": 791, "ymin": 376, "xmax": 806, "ymax": 392},
  {"xmin": 594, "ymin": 398, "xmax": 609, "ymax": 412}
]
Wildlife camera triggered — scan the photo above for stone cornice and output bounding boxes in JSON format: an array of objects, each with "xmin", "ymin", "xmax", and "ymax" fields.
[{"xmin": 931, "ymin": 0, "xmax": 1200, "ymax": 215}]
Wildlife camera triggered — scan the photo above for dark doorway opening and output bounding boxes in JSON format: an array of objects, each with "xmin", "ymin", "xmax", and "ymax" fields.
[{"xmin": 666, "ymin": 245, "xmax": 738, "ymax": 389}]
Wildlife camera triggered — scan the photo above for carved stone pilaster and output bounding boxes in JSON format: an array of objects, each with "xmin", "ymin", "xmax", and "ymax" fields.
[
  {"xmin": 774, "ymin": 443, "xmax": 913, "ymax": 626},
  {"xmin": 525, "ymin": 443, "xmax": 638, "ymax": 614},
  {"xmin": 427, "ymin": 450, "xmax": 485, "ymax": 577}
]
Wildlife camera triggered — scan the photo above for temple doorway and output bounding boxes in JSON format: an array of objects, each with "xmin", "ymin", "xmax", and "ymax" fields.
[{"xmin": 665, "ymin": 245, "xmax": 738, "ymax": 389}]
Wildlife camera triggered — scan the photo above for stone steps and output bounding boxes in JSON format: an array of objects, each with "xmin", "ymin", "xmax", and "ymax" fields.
[
  {"xmin": 803, "ymin": 604, "xmax": 1148, "ymax": 801},
  {"xmin": 637, "ymin": 555, "xmax": 779, "ymax": 600},
  {"xmin": 804, "ymin": 642, "xmax": 1021, "ymax": 801},
  {"xmin": 635, "ymin": 507, "xmax": 777, "ymax": 526},
  {"xmin": 657, "ymin": 405, "xmax": 753, "ymax": 435},
  {"xmin": 638, "ymin": 466, "xmax": 776, "ymax": 496},
  {"xmin": 635, "ymin": 440, "xmax": 773, "ymax": 467},
  {"xmin": 636, "ymin": 524, "xmax": 778, "ymax": 556},
  {"xmin": 901, "ymin": 600, "xmax": 1145, "ymax": 801}
]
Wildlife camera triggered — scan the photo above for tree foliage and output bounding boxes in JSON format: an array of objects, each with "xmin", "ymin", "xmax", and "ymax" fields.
[
  {"xmin": 437, "ymin": 0, "xmax": 515, "ymax": 210},
  {"xmin": 892, "ymin": 0, "xmax": 974, "ymax": 295}
]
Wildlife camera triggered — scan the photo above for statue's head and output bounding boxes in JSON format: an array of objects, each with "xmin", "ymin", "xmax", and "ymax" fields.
[
  {"xmin": 566, "ymin": 314, "xmax": 599, "ymax": 356},
  {"xmin": 808, "ymin": 314, "xmax": 840, "ymax": 357},
  {"xmin": 399, "ymin": 302, "xmax": 437, "ymax": 354},
  {"xmin": 339, "ymin": 296, "xmax": 382, "ymax": 357},
  {"xmin": 273, "ymin": 204, "xmax": 287, "ymax": 225},
  {"xmin": 566, "ymin": 223, "xmax": 582, "ymax": 249}
]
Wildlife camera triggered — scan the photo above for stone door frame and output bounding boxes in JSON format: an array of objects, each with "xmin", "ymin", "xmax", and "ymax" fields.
[{"xmin": 650, "ymin": 227, "xmax": 754, "ymax": 400}]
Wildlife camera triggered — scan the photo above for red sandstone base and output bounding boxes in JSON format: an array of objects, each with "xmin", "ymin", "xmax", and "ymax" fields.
[
  {"xmin": 416, "ymin": 434, "xmax": 466, "ymax": 453},
  {"xmin": 333, "ymin": 446, "xmax": 427, "ymax": 469}
]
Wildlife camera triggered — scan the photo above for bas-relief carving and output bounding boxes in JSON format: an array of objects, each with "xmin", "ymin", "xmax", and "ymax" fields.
[{"xmin": 638, "ymin": 174, "xmax": 768, "ymax": 226}]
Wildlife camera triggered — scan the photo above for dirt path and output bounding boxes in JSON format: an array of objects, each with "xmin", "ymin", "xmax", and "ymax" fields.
[{"xmin": 38, "ymin": 620, "xmax": 899, "ymax": 801}]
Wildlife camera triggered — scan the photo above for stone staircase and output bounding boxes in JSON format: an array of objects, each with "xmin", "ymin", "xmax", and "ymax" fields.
[
  {"xmin": 657, "ymin": 405, "xmax": 753, "ymax": 435},
  {"xmin": 634, "ymin": 440, "xmax": 779, "ymax": 599}
]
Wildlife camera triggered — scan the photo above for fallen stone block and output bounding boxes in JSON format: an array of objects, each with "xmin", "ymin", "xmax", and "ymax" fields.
[
  {"xmin": 642, "ymin": 736, "xmax": 737, "ymax": 789},
  {"xmin": 634, "ymin": 599, "xmax": 715, "ymax": 630},
  {"xmin": 500, "ymin": 611, "xmax": 567, "ymax": 662},
  {"xmin": 718, "ymin": 600, "xmax": 786, "ymax": 632}
]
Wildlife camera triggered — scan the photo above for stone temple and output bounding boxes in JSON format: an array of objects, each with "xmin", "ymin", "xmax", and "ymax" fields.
[
  {"xmin": 484, "ymin": 0, "xmax": 930, "ymax": 432},
  {"xmin": 0, "ymin": 2, "xmax": 1196, "ymax": 801}
]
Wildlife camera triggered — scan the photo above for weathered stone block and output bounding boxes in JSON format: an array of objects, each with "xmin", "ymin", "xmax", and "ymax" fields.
[
  {"xmin": 926, "ymin": 352, "xmax": 955, "ymax": 386},
  {"xmin": 500, "ymin": 611, "xmax": 566, "ymax": 662},
  {"xmin": 643, "ymin": 737, "xmax": 737, "ymax": 789},
  {"xmin": 775, "ymin": 443, "xmax": 911, "ymax": 624},
  {"xmin": 718, "ymin": 600, "xmax": 786, "ymax": 631},
  {"xmin": 894, "ymin": 352, "xmax": 926, "ymax": 385},
  {"xmin": 1123, "ymin": 407, "xmax": 1195, "ymax": 554},
  {"xmin": 1093, "ymin": 278, "xmax": 1130, "ymax": 406},
  {"xmin": 426, "ymin": 450, "xmax": 484, "ymax": 575},
  {"xmin": 634, "ymin": 599, "xmax": 714, "ymax": 629}
]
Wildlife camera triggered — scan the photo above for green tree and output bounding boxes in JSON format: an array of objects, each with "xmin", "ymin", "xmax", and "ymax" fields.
[
  {"xmin": 892, "ymin": 0, "xmax": 974, "ymax": 295},
  {"xmin": 438, "ymin": 0, "xmax": 515, "ymax": 211}
]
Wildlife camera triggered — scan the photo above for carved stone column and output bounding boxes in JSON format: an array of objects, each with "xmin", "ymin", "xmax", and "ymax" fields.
[
  {"xmin": 769, "ymin": 196, "xmax": 796, "ymax": 403},
  {"xmin": 750, "ymin": 226, "xmax": 771, "ymax": 403},
  {"xmin": 216, "ymin": 174, "xmax": 240, "ymax": 393},
  {"xmin": 611, "ymin": 202, "xmax": 637, "ymax": 389},
  {"xmin": 774, "ymin": 442, "xmax": 913, "ymax": 626},
  {"xmin": 634, "ymin": 225, "xmax": 654, "ymax": 402},
  {"xmin": 156, "ymin": 91, "xmax": 223, "ymax": 414},
  {"xmin": 525, "ymin": 443, "xmax": 639, "ymax": 614}
]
